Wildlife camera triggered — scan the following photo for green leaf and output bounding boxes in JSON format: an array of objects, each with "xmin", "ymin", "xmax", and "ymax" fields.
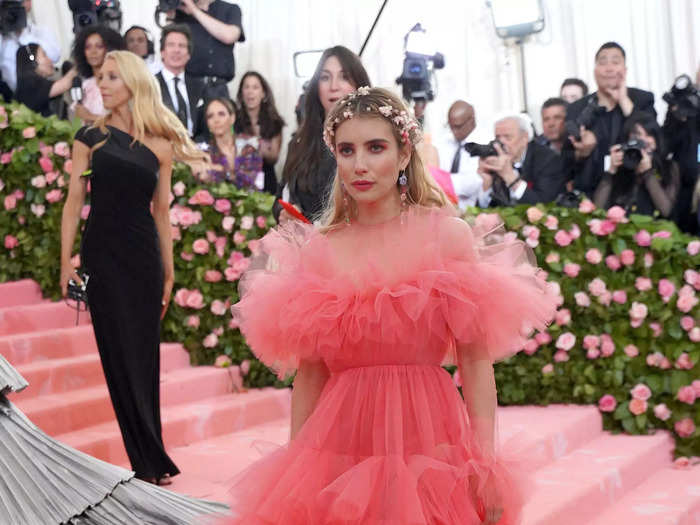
[
  {"xmin": 621, "ymin": 417, "xmax": 637, "ymax": 433},
  {"xmin": 614, "ymin": 401, "xmax": 630, "ymax": 420},
  {"xmin": 635, "ymin": 413, "xmax": 647, "ymax": 430}
]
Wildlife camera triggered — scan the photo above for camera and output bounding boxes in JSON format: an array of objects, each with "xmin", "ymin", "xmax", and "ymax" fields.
[
  {"xmin": 464, "ymin": 140, "xmax": 503, "ymax": 158},
  {"xmin": 663, "ymin": 74, "xmax": 699, "ymax": 120},
  {"xmin": 565, "ymin": 97, "xmax": 606, "ymax": 141},
  {"xmin": 68, "ymin": 0, "xmax": 122, "ymax": 33},
  {"xmin": 620, "ymin": 138, "xmax": 647, "ymax": 171},
  {"xmin": 395, "ymin": 24, "xmax": 444, "ymax": 103},
  {"xmin": 0, "ymin": 0, "xmax": 27, "ymax": 36},
  {"xmin": 154, "ymin": 0, "xmax": 181, "ymax": 28}
]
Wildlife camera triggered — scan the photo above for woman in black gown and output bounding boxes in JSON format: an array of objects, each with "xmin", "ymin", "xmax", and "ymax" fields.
[{"xmin": 60, "ymin": 50, "xmax": 206, "ymax": 485}]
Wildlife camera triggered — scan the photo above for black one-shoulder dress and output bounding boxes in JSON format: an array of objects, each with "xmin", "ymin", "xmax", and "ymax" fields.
[{"xmin": 75, "ymin": 125, "xmax": 178, "ymax": 480}]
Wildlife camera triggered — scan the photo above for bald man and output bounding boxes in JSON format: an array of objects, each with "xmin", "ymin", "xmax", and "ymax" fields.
[{"xmin": 436, "ymin": 100, "xmax": 483, "ymax": 210}]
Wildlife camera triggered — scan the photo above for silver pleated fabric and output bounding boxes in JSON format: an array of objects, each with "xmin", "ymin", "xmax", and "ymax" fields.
[{"xmin": 0, "ymin": 355, "xmax": 229, "ymax": 524}]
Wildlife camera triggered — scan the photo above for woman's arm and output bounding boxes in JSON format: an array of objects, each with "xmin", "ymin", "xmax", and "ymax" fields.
[
  {"xmin": 49, "ymin": 68, "xmax": 77, "ymax": 99},
  {"xmin": 152, "ymin": 141, "xmax": 175, "ymax": 319},
  {"xmin": 593, "ymin": 172, "xmax": 614, "ymax": 210},
  {"xmin": 290, "ymin": 359, "xmax": 330, "ymax": 440},
  {"xmin": 642, "ymin": 162, "xmax": 681, "ymax": 218},
  {"xmin": 60, "ymin": 140, "xmax": 89, "ymax": 295},
  {"xmin": 260, "ymin": 133, "xmax": 282, "ymax": 164},
  {"xmin": 457, "ymin": 345, "xmax": 496, "ymax": 455}
]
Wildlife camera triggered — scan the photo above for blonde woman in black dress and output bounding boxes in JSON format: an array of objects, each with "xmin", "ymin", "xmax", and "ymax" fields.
[{"xmin": 60, "ymin": 50, "xmax": 205, "ymax": 485}]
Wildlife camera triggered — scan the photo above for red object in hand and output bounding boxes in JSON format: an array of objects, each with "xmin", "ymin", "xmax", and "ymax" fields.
[{"xmin": 278, "ymin": 199, "xmax": 311, "ymax": 224}]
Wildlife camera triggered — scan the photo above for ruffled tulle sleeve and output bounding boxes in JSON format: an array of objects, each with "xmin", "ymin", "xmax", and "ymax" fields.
[
  {"xmin": 437, "ymin": 213, "xmax": 558, "ymax": 363},
  {"xmin": 233, "ymin": 221, "xmax": 328, "ymax": 377}
]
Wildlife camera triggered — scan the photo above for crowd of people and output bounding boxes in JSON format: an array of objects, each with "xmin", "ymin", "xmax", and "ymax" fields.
[{"xmin": 1, "ymin": 2, "xmax": 699, "ymax": 232}]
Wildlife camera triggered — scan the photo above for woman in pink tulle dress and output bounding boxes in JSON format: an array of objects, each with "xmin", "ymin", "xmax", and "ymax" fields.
[{"xmin": 226, "ymin": 87, "xmax": 558, "ymax": 524}]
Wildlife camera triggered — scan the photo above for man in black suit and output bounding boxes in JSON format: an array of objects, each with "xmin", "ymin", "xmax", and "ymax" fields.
[
  {"xmin": 155, "ymin": 24, "xmax": 206, "ymax": 141},
  {"xmin": 476, "ymin": 115, "xmax": 566, "ymax": 207},
  {"xmin": 563, "ymin": 42, "xmax": 656, "ymax": 196}
]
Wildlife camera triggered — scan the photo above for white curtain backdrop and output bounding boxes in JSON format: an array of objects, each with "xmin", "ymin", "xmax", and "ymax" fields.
[{"xmin": 35, "ymin": 0, "xmax": 699, "ymax": 165}]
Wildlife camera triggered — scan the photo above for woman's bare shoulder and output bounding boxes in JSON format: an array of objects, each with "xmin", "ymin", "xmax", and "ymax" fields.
[{"xmin": 144, "ymin": 136, "xmax": 173, "ymax": 164}]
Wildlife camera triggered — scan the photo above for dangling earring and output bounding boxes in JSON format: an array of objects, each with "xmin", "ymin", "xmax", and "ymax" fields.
[
  {"xmin": 342, "ymin": 184, "xmax": 351, "ymax": 225},
  {"xmin": 398, "ymin": 170, "xmax": 409, "ymax": 221}
]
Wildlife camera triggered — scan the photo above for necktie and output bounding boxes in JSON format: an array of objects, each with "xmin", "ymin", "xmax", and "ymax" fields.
[
  {"xmin": 173, "ymin": 77, "xmax": 188, "ymax": 129},
  {"xmin": 450, "ymin": 143, "xmax": 461, "ymax": 173}
]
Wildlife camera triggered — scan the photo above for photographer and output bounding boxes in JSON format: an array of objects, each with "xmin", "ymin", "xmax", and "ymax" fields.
[
  {"xmin": 476, "ymin": 115, "xmax": 565, "ymax": 208},
  {"xmin": 563, "ymin": 42, "xmax": 655, "ymax": 197},
  {"xmin": 662, "ymin": 68, "xmax": 700, "ymax": 233},
  {"xmin": 172, "ymin": 0, "xmax": 245, "ymax": 99},
  {"xmin": 0, "ymin": 0, "xmax": 61, "ymax": 93},
  {"xmin": 594, "ymin": 112, "xmax": 680, "ymax": 218}
]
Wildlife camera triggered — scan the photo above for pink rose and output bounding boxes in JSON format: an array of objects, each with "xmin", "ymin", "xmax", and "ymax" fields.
[
  {"xmin": 206, "ymin": 230, "xmax": 217, "ymax": 242},
  {"xmin": 653, "ymin": 403, "xmax": 671, "ymax": 421},
  {"xmin": 545, "ymin": 252, "xmax": 560, "ymax": 264},
  {"xmin": 623, "ymin": 344, "xmax": 639, "ymax": 357},
  {"xmin": 174, "ymin": 288, "xmax": 190, "ymax": 307},
  {"xmin": 222, "ymin": 216, "xmax": 235, "ymax": 231},
  {"xmin": 658, "ymin": 279, "xmax": 676, "ymax": 302},
  {"xmin": 22, "ymin": 126, "xmax": 36, "ymax": 138},
  {"xmin": 526, "ymin": 207, "xmax": 544, "ymax": 223},
  {"xmin": 544, "ymin": 215, "xmax": 559, "ymax": 230},
  {"xmin": 79, "ymin": 204, "xmax": 90, "ymax": 220},
  {"xmin": 583, "ymin": 335, "xmax": 600, "ymax": 350},
  {"xmin": 673, "ymin": 457, "xmax": 691, "ymax": 469},
  {"xmin": 30, "ymin": 203, "xmax": 45, "ymax": 217},
  {"xmin": 629, "ymin": 398, "xmax": 648, "ymax": 416},
  {"xmin": 606, "ymin": 205, "xmax": 626, "ymax": 223},
  {"xmin": 225, "ymin": 266, "xmax": 242, "ymax": 281},
  {"xmin": 684, "ymin": 269, "xmax": 699, "ymax": 288},
  {"xmin": 555, "ymin": 332, "xmax": 576, "ymax": 351},
  {"xmin": 4, "ymin": 195, "xmax": 17, "ymax": 210},
  {"xmin": 635, "ymin": 277, "xmax": 652, "ymax": 291},
  {"xmin": 634, "ymin": 229, "xmax": 651, "ymax": 247},
  {"xmin": 649, "ymin": 322, "xmax": 662, "ymax": 338},
  {"xmin": 630, "ymin": 383, "xmax": 652, "ymax": 401},
  {"xmin": 210, "ymin": 300, "xmax": 227, "ymax": 316},
  {"xmin": 629, "ymin": 302, "xmax": 648, "ymax": 321},
  {"xmin": 605, "ymin": 255, "xmax": 621, "ymax": 271},
  {"xmin": 240, "ymin": 215, "xmax": 254, "ymax": 230},
  {"xmin": 523, "ymin": 339, "xmax": 538, "ymax": 355},
  {"xmin": 574, "ymin": 292, "xmax": 591, "ymax": 307},
  {"xmin": 652, "ymin": 230, "xmax": 671, "ymax": 239},
  {"xmin": 569, "ymin": 224, "xmax": 581, "ymax": 239},
  {"xmin": 586, "ymin": 348, "xmax": 600, "ymax": 359},
  {"xmin": 680, "ymin": 316, "xmax": 695, "ymax": 331},
  {"xmin": 38, "ymin": 156, "xmax": 53, "ymax": 173},
  {"xmin": 646, "ymin": 352, "xmax": 663, "ymax": 367},
  {"xmin": 689, "ymin": 327, "xmax": 700, "ymax": 342},
  {"xmin": 588, "ymin": 278, "xmax": 607, "ymax": 297},
  {"xmin": 214, "ymin": 355, "xmax": 232, "ymax": 368},
  {"xmin": 679, "ymin": 284, "xmax": 695, "ymax": 297},
  {"xmin": 233, "ymin": 231, "xmax": 246, "ymax": 245},
  {"xmin": 600, "ymin": 338, "xmax": 615, "ymax": 357},
  {"xmin": 534, "ymin": 331, "xmax": 551, "ymax": 345},
  {"xmin": 644, "ymin": 252, "xmax": 654, "ymax": 268},
  {"xmin": 186, "ymin": 315, "xmax": 200, "ymax": 328},
  {"xmin": 45, "ymin": 189, "xmax": 63, "ymax": 203},
  {"xmin": 171, "ymin": 225, "xmax": 181, "ymax": 241},
  {"xmin": 233, "ymin": 257, "xmax": 251, "ymax": 273},
  {"xmin": 612, "ymin": 290, "xmax": 627, "ymax": 304},
  {"xmin": 0, "ymin": 152, "xmax": 11, "ymax": 164},
  {"xmin": 203, "ymin": 333, "xmax": 219, "ymax": 348},
  {"xmin": 598, "ymin": 394, "xmax": 617, "ymax": 412},
  {"xmin": 553, "ymin": 230, "xmax": 572, "ymax": 247},
  {"xmin": 619, "ymin": 249, "xmax": 635, "ymax": 266},
  {"xmin": 185, "ymin": 290, "xmax": 205, "ymax": 309},
  {"xmin": 45, "ymin": 171, "xmax": 58, "ymax": 184},
  {"xmin": 192, "ymin": 238, "xmax": 210, "ymax": 255},
  {"xmin": 13, "ymin": 189, "xmax": 24, "ymax": 200},
  {"xmin": 215, "ymin": 236, "xmax": 227, "ymax": 258},
  {"xmin": 205, "ymin": 270, "xmax": 223, "ymax": 282},
  {"xmin": 214, "ymin": 198, "xmax": 232, "ymax": 213},
  {"xmin": 247, "ymin": 239, "xmax": 261, "ymax": 255},
  {"xmin": 63, "ymin": 159, "xmax": 72, "ymax": 174},
  {"xmin": 227, "ymin": 251, "xmax": 244, "ymax": 265},
  {"xmin": 687, "ymin": 240, "xmax": 700, "ymax": 256},
  {"xmin": 578, "ymin": 199, "xmax": 596, "ymax": 213},
  {"xmin": 4, "ymin": 234, "xmax": 18, "ymax": 249},
  {"xmin": 256, "ymin": 215, "xmax": 267, "ymax": 228},
  {"xmin": 553, "ymin": 350, "xmax": 569, "ymax": 362},
  {"xmin": 53, "ymin": 142, "xmax": 69, "ymax": 157},
  {"xmin": 677, "ymin": 294, "xmax": 699, "ymax": 313},
  {"xmin": 188, "ymin": 189, "xmax": 215, "ymax": 206},
  {"xmin": 213, "ymin": 326, "xmax": 224, "ymax": 336},
  {"xmin": 675, "ymin": 418, "xmax": 696, "ymax": 438},
  {"xmin": 541, "ymin": 363, "xmax": 554, "ymax": 374},
  {"xmin": 678, "ymin": 386, "xmax": 697, "ymax": 404},
  {"xmin": 563, "ymin": 263, "xmax": 580, "ymax": 278},
  {"xmin": 555, "ymin": 308, "xmax": 571, "ymax": 326},
  {"xmin": 675, "ymin": 353, "xmax": 693, "ymax": 370},
  {"xmin": 585, "ymin": 248, "xmax": 602, "ymax": 264},
  {"xmin": 692, "ymin": 380, "xmax": 700, "ymax": 397},
  {"xmin": 590, "ymin": 219, "xmax": 616, "ymax": 236},
  {"xmin": 240, "ymin": 360, "xmax": 250, "ymax": 376}
]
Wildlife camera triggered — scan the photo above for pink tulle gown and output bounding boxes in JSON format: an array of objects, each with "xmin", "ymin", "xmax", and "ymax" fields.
[{"xmin": 225, "ymin": 206, "xmax": 558, "ymax": 524}]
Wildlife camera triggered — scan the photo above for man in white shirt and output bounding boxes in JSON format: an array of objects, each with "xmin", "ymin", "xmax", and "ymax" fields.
[
  {"xmin": 0, "ymin": 0, "xmax": 61, "ymax": 92},
  {"xmin": 436, "ymin": 100, "xmax": 484, "ymax": 210}
]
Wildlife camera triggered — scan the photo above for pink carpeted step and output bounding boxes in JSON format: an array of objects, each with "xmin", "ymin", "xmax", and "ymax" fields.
[
  {"xmin": 497, "ymin": 404, "xmax": 603, "ymax": 469},
  {"xmin": 14, "ymin": 365, "xmax": 235, "ymax": 435},
  {"xmin": 0, "ymin": 301, "xmax": 91, "ymax": 336},
  {"xmin": 521, "ymin": 432, "xmax": 675, "ymax": 525},
  {"xmin": 0, "ymin": 324, "xmax": 96, "ymax": 365},
  {"xmin": 57, "ymin": 388, "xmax": 291, "ymax": 466},
  {"xmin": 0, "ymin": 279, "xmax": 46, "ymax": 308},
  {"xmin": 588, "ymin": 465, "xmax": 700, "ymax": 525},
  {"xmin": 15, "ymin": 343, "xmax": 191, "ymax": 398}
]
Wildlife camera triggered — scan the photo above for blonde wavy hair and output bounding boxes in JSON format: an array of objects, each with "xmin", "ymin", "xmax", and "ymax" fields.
[
  {"xmin": 319, "ymin": 87, "xmax": 449, "ymax": 231},
  {"xmin": 91, "ymin": 50, "xmax": 205, "ymax": 163}
]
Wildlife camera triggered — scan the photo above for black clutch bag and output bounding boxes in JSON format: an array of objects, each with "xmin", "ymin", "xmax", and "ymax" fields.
[{"xmin": 66, "ymin": 272, "xmax": 89, "ymax": 325}]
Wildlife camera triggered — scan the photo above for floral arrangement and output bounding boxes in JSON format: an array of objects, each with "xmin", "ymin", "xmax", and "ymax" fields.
[{"xmin": 1, "ymin": 102, "xmax": 698, "ymax": 457}]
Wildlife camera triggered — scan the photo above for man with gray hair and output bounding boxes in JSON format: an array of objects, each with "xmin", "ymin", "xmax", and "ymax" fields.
[{"xmin": 476, "ymin": 114, "xmax": 565, "ymax": 207}]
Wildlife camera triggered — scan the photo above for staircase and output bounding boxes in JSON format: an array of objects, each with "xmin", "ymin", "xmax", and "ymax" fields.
[{"xmin": 1, "ymin": 279, "xmax": 698, "ymax": 524}]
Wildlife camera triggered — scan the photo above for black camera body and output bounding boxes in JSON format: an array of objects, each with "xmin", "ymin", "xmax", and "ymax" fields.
[
  {"xmin": 620, "ymin": 138, "xmax": 647, "ymax": 171},
  {"xmin": 663, "ymin": 74, "xmax": 700, "ymax": 120},
  {"xmin": 565, "ymin": 97, "xmax": 606, "ymax": 141},
  {"xmin": 396, "ymin": 51, "xmax": 444, "ymax": 103},
  {"xmin": 464, "ymin": 140, "xmax": 503, "ymax": 158},
  {"xmin": 68, "ymin": 0, "xmax": 121, "ymax": 33},
  {"xmin": 159, "ymin": 0, "xmax": 181, "ymax": 9},
  {"xmin": 0, "ymin": 0, "xmax": 27, "ymax": 36}
]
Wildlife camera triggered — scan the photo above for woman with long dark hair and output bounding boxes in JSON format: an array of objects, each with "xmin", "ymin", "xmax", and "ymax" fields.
[
  {"xmin": 278, "ymin": 46, "xmax": 371, "ymax": 223},
  {"xmin": 15, "ymin": 43, "xmax": 76, "ymax": 117},
  {"xmin": 594, "ymin": 112, "xmax": 680, "ymax": 217},
  {"xmin": 235, "ymin": 71, "xmax": 285, "ymax": 194}
]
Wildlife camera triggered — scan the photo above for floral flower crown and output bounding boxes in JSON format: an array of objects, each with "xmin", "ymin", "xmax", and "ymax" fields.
[{"xmin": 323, "ymin": 86, "xmax": 422, "ymax": 154}]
